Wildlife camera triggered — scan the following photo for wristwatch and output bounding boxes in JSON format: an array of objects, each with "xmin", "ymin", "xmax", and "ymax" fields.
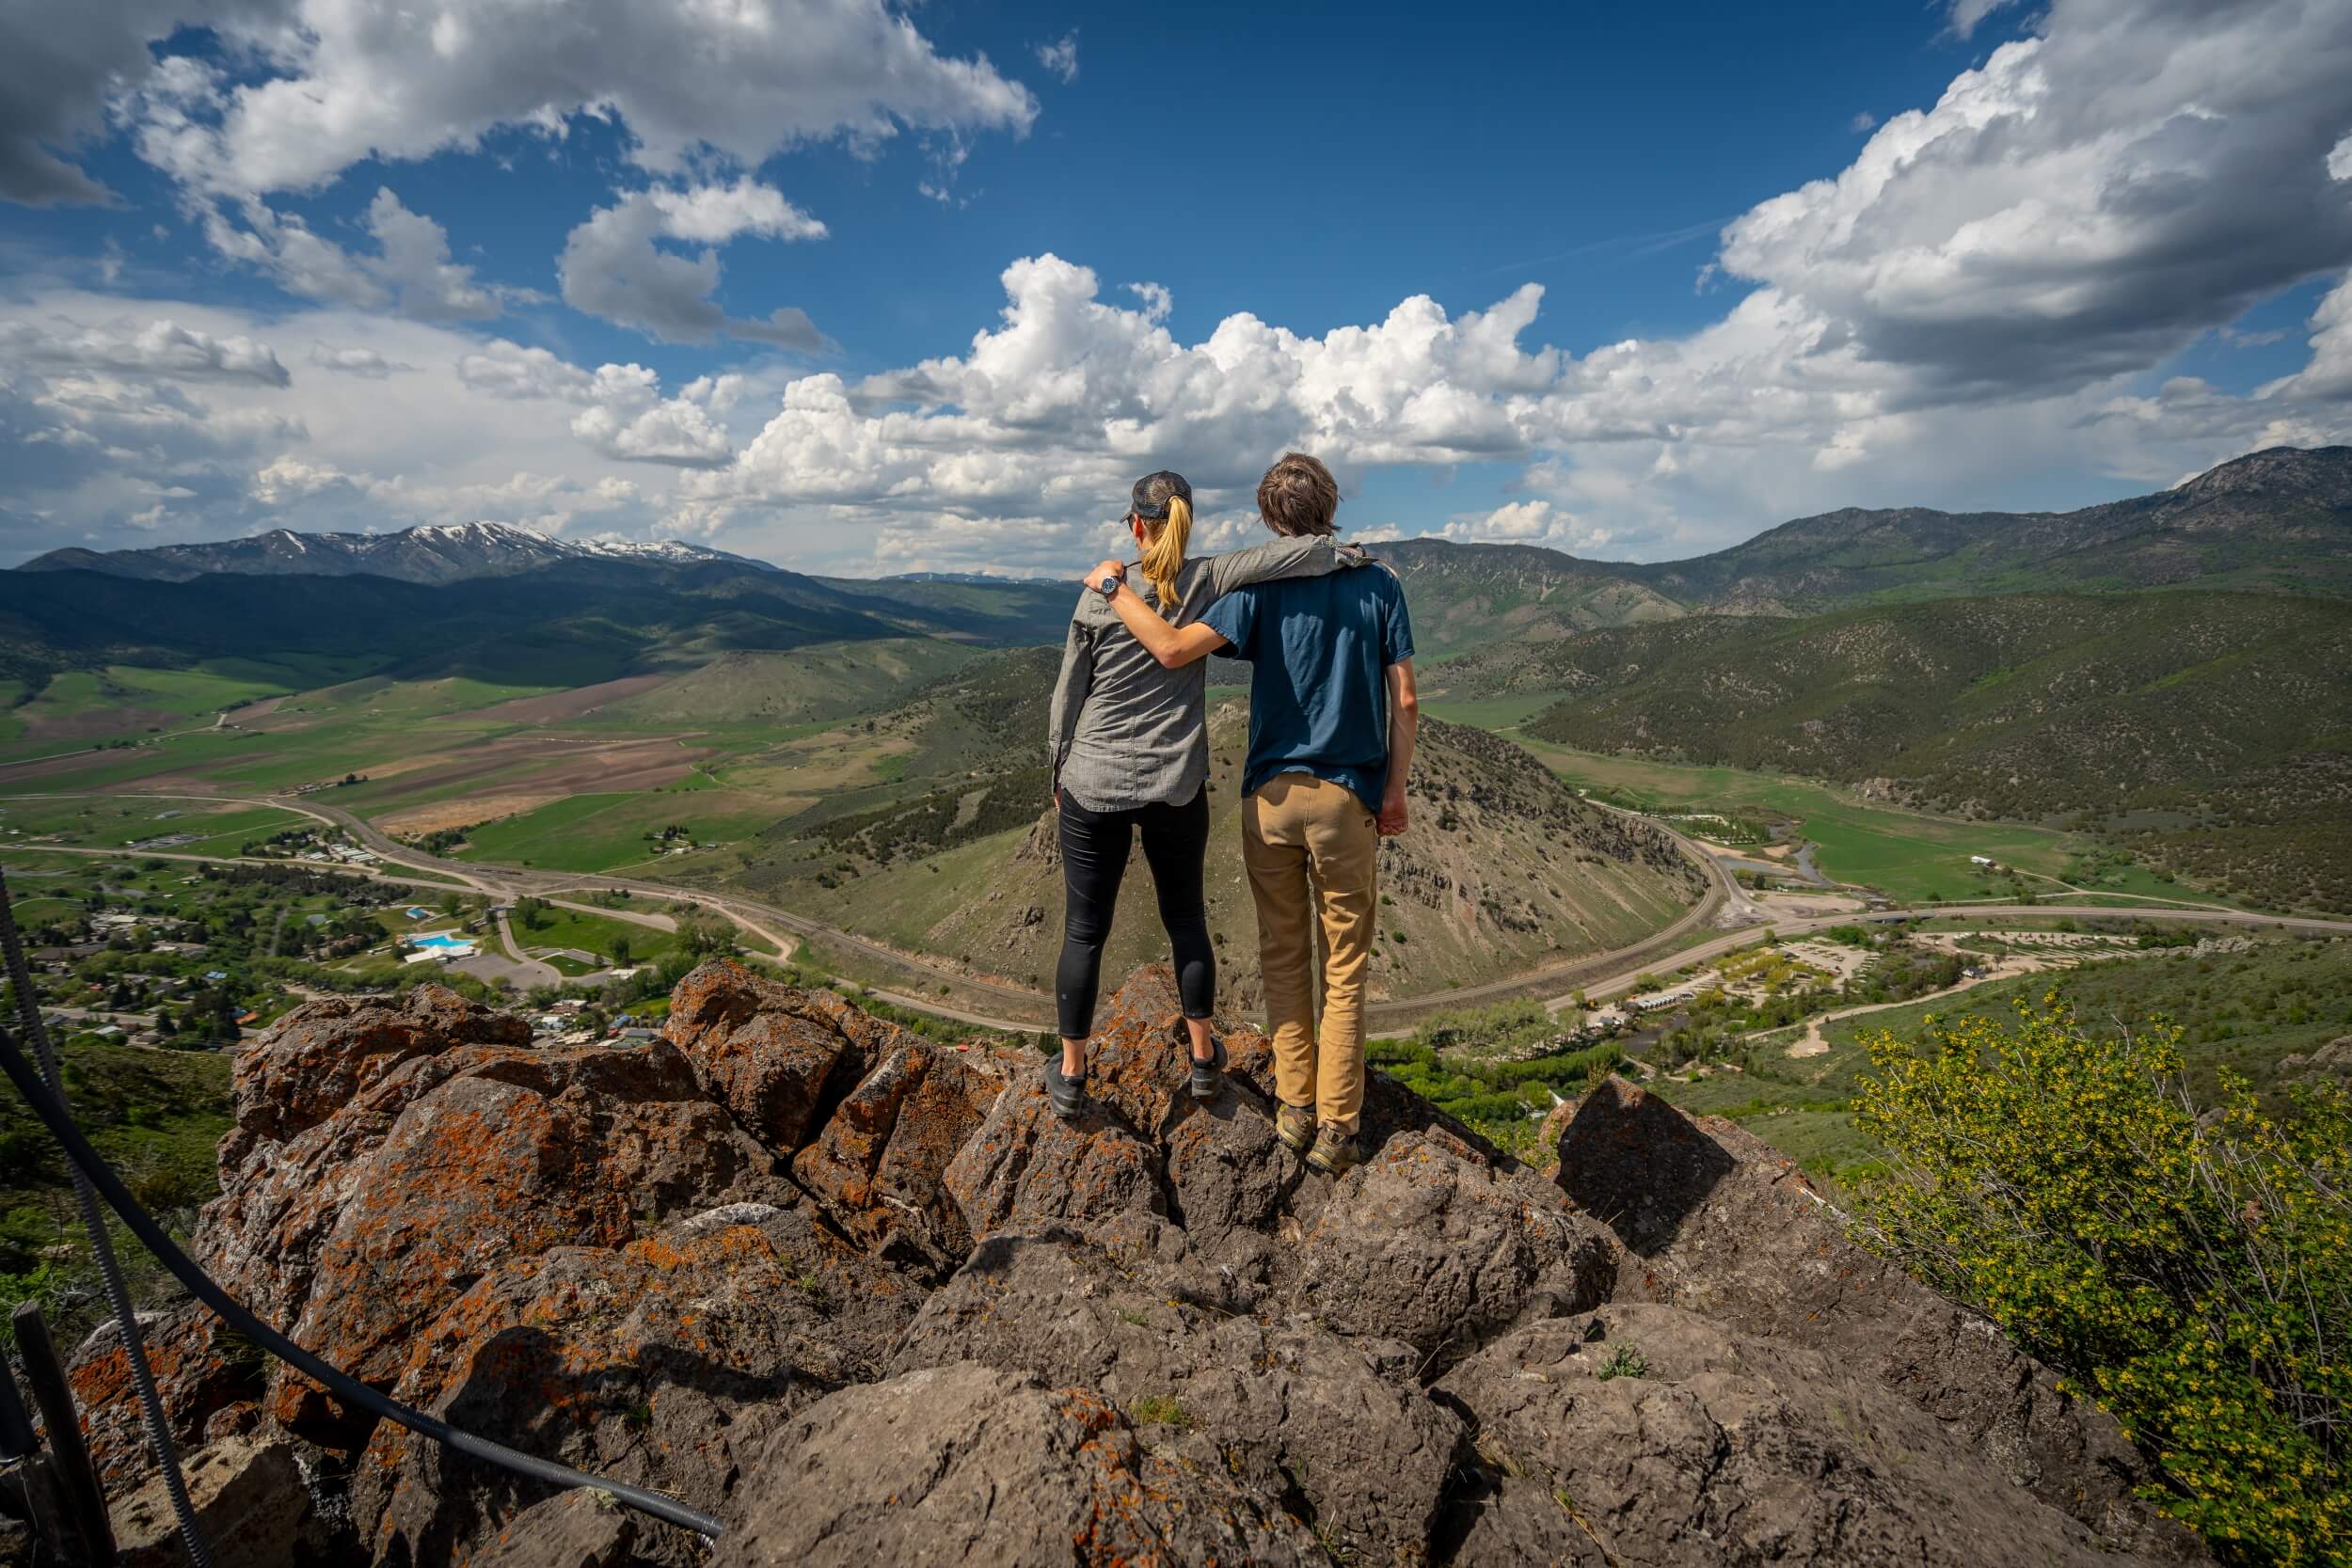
[{"xmin": 1096, "ymin": 567, "xmax": 1123, "ymax": 600}]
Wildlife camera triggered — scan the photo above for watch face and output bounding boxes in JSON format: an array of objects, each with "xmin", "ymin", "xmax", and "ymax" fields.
[{"xmin": 1099, "ymin": 575, "xmax": 1120, "ymax": 596}]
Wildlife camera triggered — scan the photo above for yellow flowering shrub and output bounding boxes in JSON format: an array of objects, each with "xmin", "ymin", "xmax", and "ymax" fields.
[{"xmin": 1853, "ymin": 999, "xmax": 2350, "ymax": 1566}]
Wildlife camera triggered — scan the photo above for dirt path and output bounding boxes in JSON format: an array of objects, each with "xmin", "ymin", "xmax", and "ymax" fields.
[{"xmin": 1785, "ymin": 953, "xmax": 2074, "ymax": 1057}]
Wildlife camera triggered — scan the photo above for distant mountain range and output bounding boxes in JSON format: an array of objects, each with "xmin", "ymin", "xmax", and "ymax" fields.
[
  {"xmin": 1379, "ymin": 445, "xmax": 2352, "ymax": 653},
  {"xmin": 19, "ymin": 521, "xmax": 775, "ymax": 585},
  {"xmin": 4, "ymin": 444, "xmax": 2346, "ymax": 689}
]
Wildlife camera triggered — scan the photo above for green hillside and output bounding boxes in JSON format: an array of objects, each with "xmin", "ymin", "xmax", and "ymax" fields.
[
  {"xmin": 726, "ymin": 711, "xmax": 1707, "ymax": 1005},
  {"xmin": 1488, "ymin": 592, "xmax": 2352, "ymax": 913}
]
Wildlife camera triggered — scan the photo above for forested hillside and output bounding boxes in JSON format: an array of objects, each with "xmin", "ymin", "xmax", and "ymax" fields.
[{"xmin": 1477, "ymin": 592, "xmax": 2352, "ymax": 911}]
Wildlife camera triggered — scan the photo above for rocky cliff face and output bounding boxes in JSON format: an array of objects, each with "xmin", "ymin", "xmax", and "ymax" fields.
[{"xmin": 47, "ymin": 965, "xmax": 2211, "ymax": 1568}]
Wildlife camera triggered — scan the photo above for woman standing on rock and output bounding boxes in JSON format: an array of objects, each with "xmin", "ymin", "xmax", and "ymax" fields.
[{"xmin": 1044, "ymin": 468, "xmax": 1365, "ymax": 1119}]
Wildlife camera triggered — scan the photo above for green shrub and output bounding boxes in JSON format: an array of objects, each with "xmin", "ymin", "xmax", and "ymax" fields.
[{"xmin": 1853, "ymin": 1000, "xmax": 2349, "ymax": 1565}]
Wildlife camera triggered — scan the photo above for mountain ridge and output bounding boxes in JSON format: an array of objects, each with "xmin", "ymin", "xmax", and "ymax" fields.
[{"xmin": 18, "ymin": 520, "xmax": 777, "ymax": 585}]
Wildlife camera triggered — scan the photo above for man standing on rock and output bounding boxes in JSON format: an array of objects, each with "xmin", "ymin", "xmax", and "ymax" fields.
[{"xmin": 1093, "ymin": 451, "xmax": 1418, "ymax": 1176}]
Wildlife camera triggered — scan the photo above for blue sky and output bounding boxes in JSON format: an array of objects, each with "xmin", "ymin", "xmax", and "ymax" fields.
[{"xmin": 2, "ymin": 0, "xmax": 2349, "ymax": 574}]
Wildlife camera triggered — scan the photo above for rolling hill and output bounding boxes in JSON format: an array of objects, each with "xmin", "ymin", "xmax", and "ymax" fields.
[
  {"xmin": 1475, "ymin": 592, "xmax": 2352, "ymax": 913},
  {"xmin": 720, "ymin": 686, "xmax": 1708, "ymax": 1005}
]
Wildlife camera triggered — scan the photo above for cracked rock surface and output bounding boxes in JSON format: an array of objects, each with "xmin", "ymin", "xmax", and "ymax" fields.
[{"xmin": 64, "ymin": 963, "xmax": 2210, "ymax": 1566}]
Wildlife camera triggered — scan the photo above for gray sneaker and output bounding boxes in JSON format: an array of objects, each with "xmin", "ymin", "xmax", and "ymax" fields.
[{"xmin": 1186, "ymin": 1032, "xmax": 1227, "ymax": 1101}]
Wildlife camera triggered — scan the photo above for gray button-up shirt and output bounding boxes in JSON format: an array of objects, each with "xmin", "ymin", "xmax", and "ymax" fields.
[{"xmin": 1048, "ymin": 535, "xmax": 1361, "ymax": 812}]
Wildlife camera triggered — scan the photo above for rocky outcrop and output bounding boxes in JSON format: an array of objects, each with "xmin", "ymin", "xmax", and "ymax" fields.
[{"xmin": 57, "ymin": 965, "xmax": 2211, "ymax": 1568}]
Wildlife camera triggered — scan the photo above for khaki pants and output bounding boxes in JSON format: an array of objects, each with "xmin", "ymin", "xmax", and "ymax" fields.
[{"xmin": 1242, "ymin": 773, "xmax": 1378, "ymax": 1134}]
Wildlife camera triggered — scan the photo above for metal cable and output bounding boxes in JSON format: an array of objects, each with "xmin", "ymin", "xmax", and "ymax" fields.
[
  {"xmin": 0, "ymin": 943, "xmax": 723, "ymax": 1541},
  {"xmin": 0, "ymin": 868, "xmax": 212, "ymax": 1567}
]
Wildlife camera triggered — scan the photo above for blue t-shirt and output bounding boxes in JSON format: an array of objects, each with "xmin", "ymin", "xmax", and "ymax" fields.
[{"xmin": 1200, "ymin": 563, "xmax": 1415, "ymax": 813}]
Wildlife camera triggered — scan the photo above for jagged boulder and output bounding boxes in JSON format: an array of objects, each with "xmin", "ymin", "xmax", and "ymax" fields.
[
  {"xmin": 66, "ymin": 1308, "xmax": 267, "ymax": 1496},
  {"xmin": 239, "ymin": 1039, "xmax": 795, "ymax": 1445},
  {"xmin": 217, "ymin": 985, "xmax": 530, "ymax": 1166},
  {"xmin": 942, "ymin": 1069, "xmax": 1166, "ymax": 1240},
  {"xmin": 892, "ymin": 1227, "xmax": 1465, "ymax": 1566},
  {"xmin": 708, "ymin": 1362, "xmax": 1324, "ymax": 1568},
  {"xmin": 109, "ymin": 1433, "xmax": 335, "ymax": 1568},
  {"xmin": 1437, "ymin": 1304, "xmax": 2169, "ymax": 1567},
  {"xmin": 354, "ymin": 1204, "xmax": 922, "ymax": 1568},
  {"xmin": 788, "ymin": 1034, "xmax": 1020, "ymax": 1273},
  {"xmin": 662, "ymin": 958, "xmax": 895, "ymax": 1149},
  {"xmin": 1289, "ymin": 1127, "xmax": 1615, "ymax": 1368},
  {"xmin": 1553, "ymin": 1079, "xmax": 2209, "ymax": 1562}
]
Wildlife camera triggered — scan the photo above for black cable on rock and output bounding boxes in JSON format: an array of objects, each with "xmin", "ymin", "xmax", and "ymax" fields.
[
  {"xmin": 0, "ymin": 897, "xmax": 724, "ymax": 1544},
  {"xmin": 0, "ymin": 868, "xmax": 212, "ymax": 1568}
]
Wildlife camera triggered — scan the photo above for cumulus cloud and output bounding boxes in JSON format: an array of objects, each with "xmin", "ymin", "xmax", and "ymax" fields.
[
  {"xmin": 1720, "ymin": 0, "xmax": 2352, "ymax": 401},
  {"xmin": 0, "ymin": 0, "xmax": 291, "ymax": 205},
  {"xmin": 558, "ymin": 183, "xmax": 834, "ymax": 348},
  {"xmin": 1036, "ymin": 34, "xmax": 1079, "ymax": 84},
  {"xmin": 1432, "ymin": 499, "xmax": 1613, "ymax": 554},
  {"xmin": 201, "ymin": 188, "xmax": 524, "ymax": 323},
  {"xmin": 112, "ymin": 0, "xmax": 1034, "ymax": 198},
  {"xmin": 1946, "ymin": 0, "xmax": 2021, "ymax": 39}
]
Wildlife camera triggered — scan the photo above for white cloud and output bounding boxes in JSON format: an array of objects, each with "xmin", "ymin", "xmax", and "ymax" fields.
[
  {"xmin": 1849, "ymin": 111, "xmax": 1877, "ymax": 134},
  {"xmin": 2330, "ymin": 133, "xmax": 2352, "ymax": 183},
  {"xmin": 1036, "ymin": 34, "xmax": 1079, "ymax": 84},
  {"xmin": 200, "ymin": 188, "xmax": 524, "ymax": 323},
  {"xmin": 0, "ymin": 317, "xmax": 291, "ymax": 385},
  {"xmin": 1432, "ymin": 499, "xmax": 1613, "ymax": 554},
  {"xmin": 558, "ymin": 184, "xmax": 833, "ymax": 348},
  {"xmin": 1719, "ymin": 0, "xmax": 2352, "ymax": 401},
  {"xmin": 109, "ymin": 0, "xmax": 1035, "ymax": 199},
  {"xmin": 571, "ymin": 374, "xmax": 743, "ymax": 467},
  {"xmin": 1946, "ymin": 0, "xmax": 2020, "ymax": 40},
  {"xmin": 309, "ymin": 342, "xmax": 409, "ymax": 377}
]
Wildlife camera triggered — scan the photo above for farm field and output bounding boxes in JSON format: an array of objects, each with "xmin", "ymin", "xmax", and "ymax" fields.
[{"xmin": 0, "ymin": 795, "xmax": 310, "ymax": 853}]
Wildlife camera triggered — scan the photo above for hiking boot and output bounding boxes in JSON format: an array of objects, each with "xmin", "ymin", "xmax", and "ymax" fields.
[
  {"xmin": 1275, "ymin": 1102, "xmax": 1316, "ymax": 1156},
  {"xmin": 1185, "ymin": 1031, "xmax": 1227, "ymax": 1101},
  {"xmin": 1305, "ymin": 1127, "xmax": 1361, "ymax": 1177},
  {"xmin": 1043, "ymin": 1058, "xmax": 1088, "ymax": 1121}
]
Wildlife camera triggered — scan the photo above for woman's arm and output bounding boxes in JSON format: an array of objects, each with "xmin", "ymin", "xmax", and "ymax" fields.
[
  {"xmin": 1086, "ymin": 562, "xmax": 1229, "ymax": 669},
  {"xmin": 1045, "ymin": 602, "xmax": 1096, "ymax": 800}
]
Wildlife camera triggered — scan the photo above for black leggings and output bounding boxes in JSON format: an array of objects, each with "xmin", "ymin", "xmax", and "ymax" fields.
[{"xmin": 1056, "ymin": 786, "xmax": 1215, "ymax": 1039}]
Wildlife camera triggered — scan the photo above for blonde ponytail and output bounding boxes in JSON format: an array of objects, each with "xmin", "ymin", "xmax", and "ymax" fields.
[{"xmin": 1138, "ymin": 494, "xmax": 1192, "ymax": 613}]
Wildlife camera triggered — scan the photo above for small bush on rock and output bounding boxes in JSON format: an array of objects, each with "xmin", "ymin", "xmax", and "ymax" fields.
[{"xmin": 1854, "ymin": 999, "xmax": 2350, "ymax": 1566}]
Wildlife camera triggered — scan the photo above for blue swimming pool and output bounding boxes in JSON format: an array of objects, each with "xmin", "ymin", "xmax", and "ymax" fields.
[{"xmin": 411, "ymin": 933, "xmax": 472, "ymax": 951}]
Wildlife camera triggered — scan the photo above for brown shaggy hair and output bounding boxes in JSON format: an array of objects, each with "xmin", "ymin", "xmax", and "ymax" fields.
[{"xmin": 1256, "ymin": 451, "xmax": 1341, "ymax": 537}]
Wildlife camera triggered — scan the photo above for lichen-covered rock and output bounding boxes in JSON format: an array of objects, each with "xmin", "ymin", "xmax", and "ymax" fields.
[
  {"xmin": 354, "ymin": 1205, "xmax": 920, "ymax": 1568},
  {"xmin": 178, "ymin": 1029, "xmax": 800, "ymax": 1451},
  {"xmin": 708, "ymin": 1361, "xmax": 1323, "ymax": 1568},
  {"xmin": 1289, "ymin": 1129, "xmax": 1616, "ymax": 1367},
  {"xmin": 789, "ymin": 1036, "xmax": 1017, "ymax": 1273},
  {"xmin": 67, "ymin": 1307, "xmax": 265, "ymax": 1496},
  {"xmin": 218, "ymin": 985, "xmax": 529, "ymax": 1167},
  {"xmin": 662, "ymin": 958, "xmax": 896, "ymax": 1151},
  {"xmin": 1437, "ymin": 1304, "xmax": 2194, "ymax": 1567},
  {"xmin": 1553, "ymin": 1080, "xmax": 2206, "ymax": 1560},
  {"xmin": 941, "ymin": 1069, "xmax": 1164, "ymax": 1241}
]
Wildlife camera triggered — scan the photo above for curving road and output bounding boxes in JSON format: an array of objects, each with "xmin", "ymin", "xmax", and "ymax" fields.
[{"xmin": 8, "ymin": 788, "xmax": 2349, "ymax": 1037}]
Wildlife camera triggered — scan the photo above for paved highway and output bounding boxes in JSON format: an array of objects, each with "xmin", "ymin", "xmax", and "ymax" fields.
[{"xmin": 8, "ymin": 788, "xmax": 2348, "ymax": 1038}]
